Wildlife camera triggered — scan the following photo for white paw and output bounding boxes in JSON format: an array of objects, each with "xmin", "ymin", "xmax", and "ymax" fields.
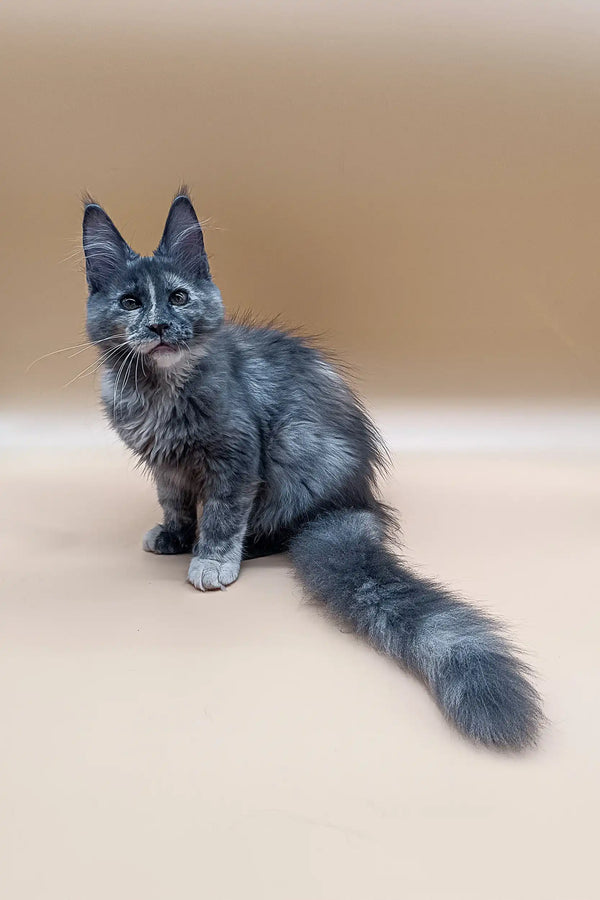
[
  {"xmin": 187, "ymin": 557, "xmax": 240, "ymax": 591},
  {"xmin": 143, "ymin": 524, "xmax": 163, "ymax": 552}
]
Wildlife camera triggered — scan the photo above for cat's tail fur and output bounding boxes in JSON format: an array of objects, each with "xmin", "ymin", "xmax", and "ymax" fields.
[{"xmin": 289, "ymin": 508, "xmax": 543, "ymax": 749}]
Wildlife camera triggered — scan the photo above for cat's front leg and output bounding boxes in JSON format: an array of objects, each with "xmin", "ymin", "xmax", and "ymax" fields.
[
  {"xmin": 143, "ymin": 467, "xmax": 198, "ymax": 555},
  {"xmin": 187, "ymin": 470, "xmax": 256, "ymax": 591}
]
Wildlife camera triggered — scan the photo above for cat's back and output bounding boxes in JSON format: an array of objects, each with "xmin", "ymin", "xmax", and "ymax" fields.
[
  {"xmin": 223, "ymin": 319, "xmax": 350, "ymax": 404},
  {"xmin": 224, "ymin": 319, "xmax": 384, "ymax": 472},
  {"xmin": 221, "ymin": 321, "xmax": 383, "ymax": 528}
]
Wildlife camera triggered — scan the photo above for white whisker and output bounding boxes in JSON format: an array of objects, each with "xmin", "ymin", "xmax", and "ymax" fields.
[
  {"xmin": 113, "ymin": 348, "xmax": 135, "ymax": 418},
  {"xmin": 119, "ymin": 349, "xmax": 137, "ymax": 412},
  {"xmin": 62, "ymin": 342, "xmax": 128, "ymax": 387},
  {"xmin": 27, "ymin": 338, "xmax": 113, "ymax": 372}
]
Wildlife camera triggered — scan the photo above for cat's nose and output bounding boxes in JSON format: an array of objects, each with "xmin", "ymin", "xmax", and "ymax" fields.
[{"xmin": 147, "ymin": 323, "xmax": 170, "ymax": 337}]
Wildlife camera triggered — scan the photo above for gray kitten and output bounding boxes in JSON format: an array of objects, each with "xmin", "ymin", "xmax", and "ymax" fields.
[{"xmin": 83, "ymin": 189, "xmax": 543, "ymax": 749}]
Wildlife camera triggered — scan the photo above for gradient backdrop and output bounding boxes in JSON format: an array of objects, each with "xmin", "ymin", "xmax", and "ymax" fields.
[
  {"xmin": 2, "ymin": 4, "xmax": 600, "ymax": 899},
  {"xmin": 1, "ymin": 0, "xmax": 599, "ymax": 417}
]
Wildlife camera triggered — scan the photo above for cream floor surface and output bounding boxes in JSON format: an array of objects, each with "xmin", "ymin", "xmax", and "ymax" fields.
[{"xmin": 1, "ymin": 447, "xmax": 598, "ymax": 899}]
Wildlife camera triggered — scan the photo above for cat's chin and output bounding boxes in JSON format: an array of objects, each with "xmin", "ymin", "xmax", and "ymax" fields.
[{"xmin": 149, "ymin": 346, "xmax": 186, "ymax": 369}]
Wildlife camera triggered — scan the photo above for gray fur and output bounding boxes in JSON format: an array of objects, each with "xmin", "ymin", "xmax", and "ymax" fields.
[{"xmin": 83, "ymin": 188, "xmax": 543, "ymax": 749}]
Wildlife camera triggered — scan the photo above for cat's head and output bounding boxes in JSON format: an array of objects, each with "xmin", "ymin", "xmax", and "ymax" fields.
[{"xmin": 82, "ymin": 188, "xmax": 224, "ymax": 370}]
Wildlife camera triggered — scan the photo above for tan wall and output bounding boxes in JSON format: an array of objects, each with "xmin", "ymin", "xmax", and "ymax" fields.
[{"xmin": 1, "ymin": 1, "xmax": 599, "ymax": 411}]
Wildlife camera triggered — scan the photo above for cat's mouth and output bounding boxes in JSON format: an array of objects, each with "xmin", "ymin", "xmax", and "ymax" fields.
[
  {"xmin": 136, "ymin": 339, "xmax": 186, "ymax": 368},
  {"xmin": 138, "ymin": 339, "xmax": 180, "ymax": 357},
  {"xmin": 149, "ymin": 343, "xmax": 178, "ymax": 357}
]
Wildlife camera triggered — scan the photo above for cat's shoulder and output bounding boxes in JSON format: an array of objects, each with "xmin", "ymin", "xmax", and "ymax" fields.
[{"xmin": 222, "ymin": 316, "xmax": 322, "ymax": 359}]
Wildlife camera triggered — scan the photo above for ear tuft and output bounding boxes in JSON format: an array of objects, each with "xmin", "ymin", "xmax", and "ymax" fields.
[
  {"xmin": 82, "ymin": 201, "xmax": 135, "ymax": 292},
  {"xmin": 172, "ymin": 183, "xmax": 192, "ymax": 202},
  {"xmin": 156, "ymin": 190, "xmax": 210, "ymax": 279},
  {"xmin": 81, "ymin": 190, "xmax": 99, "ymax": 209}
]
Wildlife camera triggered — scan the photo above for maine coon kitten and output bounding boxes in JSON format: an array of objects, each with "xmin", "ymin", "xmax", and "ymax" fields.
[{"xmin": 82, "ymin": 188, "xmax": 543, "ymax": 749}]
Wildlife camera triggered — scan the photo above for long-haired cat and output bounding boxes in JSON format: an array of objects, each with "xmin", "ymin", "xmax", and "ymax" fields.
[{"xmin": 82, "ymin": 188, "xmax": 542, "ymax": 749}]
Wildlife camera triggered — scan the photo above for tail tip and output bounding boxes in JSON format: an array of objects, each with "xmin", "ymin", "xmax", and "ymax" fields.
[{"xmin": 436, "ymin": 652, "xmax": 545, "ymax": 751}]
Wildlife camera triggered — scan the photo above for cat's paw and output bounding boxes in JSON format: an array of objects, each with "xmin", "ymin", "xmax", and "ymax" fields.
[
  {"xmin": 143, "ymin": 524, "xmax": 194, "ymax": 555},
  {"xmin": 187, "ymin": 557, "xmax": 240, "ymax": 591}
]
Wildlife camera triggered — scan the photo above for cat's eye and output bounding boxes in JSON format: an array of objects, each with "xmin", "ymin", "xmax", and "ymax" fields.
[
  {"xmin": 169, "ymin": 289, "xmax": 189, "ymax": 306},
  {"xmin": 120, "ymin": 295, "xmax": 142, "ymax": 311}
]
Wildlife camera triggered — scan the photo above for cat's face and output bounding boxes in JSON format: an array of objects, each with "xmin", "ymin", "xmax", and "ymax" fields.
[{"xmin": 83, "ymin": 191, "xmax": 224, "ymax": 370}]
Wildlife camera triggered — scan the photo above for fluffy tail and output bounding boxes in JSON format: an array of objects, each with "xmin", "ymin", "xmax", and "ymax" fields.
[{"xmin": 289, "ymin": 508, "xmax": 543, "ymax": 749}]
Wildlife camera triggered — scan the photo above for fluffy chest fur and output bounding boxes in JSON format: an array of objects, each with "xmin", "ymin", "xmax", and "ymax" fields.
[{"xmin": 101, "ymin": 368, "xmax": 203, "ymax": 468}]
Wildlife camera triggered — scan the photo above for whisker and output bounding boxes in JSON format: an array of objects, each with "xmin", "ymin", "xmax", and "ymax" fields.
[
  {"xmin": 67, "ymin": 345, "xmax": 99, "ymax": 359},
  {"xmin": 26, "ymin": 338, "xmax": 113, "ymax": 372},
  {"xmin": 119, "ymin": 349, "xmax": 137, "ymax": 412},
  {"xmin": 134, "ymin": 351, "xmax": 144, "ymax": 396},
  {"xmin": 63, "ymin": 356, "xmax": 111, "ymax": 389},
  {"xmin": 113, "ymin": 348, "xmax": 134, "ymax": 418},
  {"xmin": 62, "ymin": 343, "xmax": 128, "ymax": 387}
]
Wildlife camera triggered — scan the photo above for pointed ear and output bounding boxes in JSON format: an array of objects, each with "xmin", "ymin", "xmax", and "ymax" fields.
[
  {"xmin": 82, "ymin": 203, "xmax": 135, "ymax": 292},
  {"xmin": 156, "ymin": 193, "xmax": 210, "ymax": 278}
]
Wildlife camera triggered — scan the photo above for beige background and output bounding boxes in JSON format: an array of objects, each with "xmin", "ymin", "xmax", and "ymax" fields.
[
  {"xmin": 1, "ymin": 3, "xmax": 599, "ymax": 899},
  {"xmin": 1, "ymin": 0, "xmax": 599, "ymax": 409}
]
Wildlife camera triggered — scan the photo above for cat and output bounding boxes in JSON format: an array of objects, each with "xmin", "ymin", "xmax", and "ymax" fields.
[{"xmin": 82, "ymin": 187, "xmax": 543, "ymax": 749}]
